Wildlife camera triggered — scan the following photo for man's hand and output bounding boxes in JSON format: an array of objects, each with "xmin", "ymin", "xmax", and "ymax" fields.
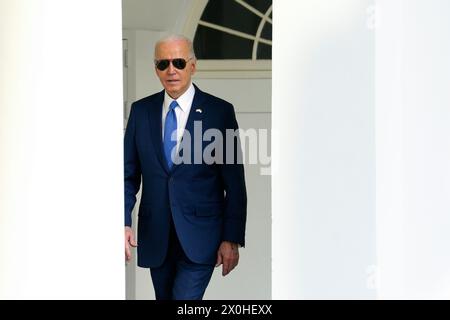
[
  {"xmin": 216, "ymin": 241, "xmax": 239, "ymax": 276},
  {"xmin": 125, "ymin": 226, "xmax": 137, "ymax": 262}
]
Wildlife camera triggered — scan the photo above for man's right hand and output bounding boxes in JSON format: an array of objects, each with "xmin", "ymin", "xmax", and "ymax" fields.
[{"xmin": 125, "ymin": 226, "xmax": 137, "ymax": 262}]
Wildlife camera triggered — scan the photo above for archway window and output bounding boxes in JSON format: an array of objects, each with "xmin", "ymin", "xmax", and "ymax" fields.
[{"xmin": 194, "ymin": 0, "xmax": 272, "ymax": 60}]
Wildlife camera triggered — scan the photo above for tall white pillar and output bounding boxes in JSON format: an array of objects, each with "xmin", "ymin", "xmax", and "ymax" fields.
[
  {"xmin": 376, "ymin": 0, "xmax": 450, "ymax": 299},
  {"xmin": 273, "ymin": 0, "xmax": 376, "ymax": 299},
  {"xmin": 0, "ymin": 0, "xmax": 124, "ymax": 299}
]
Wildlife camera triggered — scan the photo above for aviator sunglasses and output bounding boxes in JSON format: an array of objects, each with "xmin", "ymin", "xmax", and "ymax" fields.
[{"xmin": 154, "ymin": 57, "xmax": 193, "ymax": 71}]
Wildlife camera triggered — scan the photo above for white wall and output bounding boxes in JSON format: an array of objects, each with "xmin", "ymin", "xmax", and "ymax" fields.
[
  {"xmin": 274, "ymin": 0, "xmax": 450, "ymax": 300},
  {"xmin": 273, "ymin": 0, "xmax": 376, "ymax": 299},
  {"xmin": 376, "ymin": 0, "xmax": 450, "ymax": 299},
  {"xmin": 0, "ymin": 0, "xmax": 124, "ymax": 299}
]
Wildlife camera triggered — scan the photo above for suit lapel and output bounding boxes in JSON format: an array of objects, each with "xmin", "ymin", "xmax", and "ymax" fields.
[
  {"xmin": 172, "ymin": 85, "xmax": 206, "ymax": 174},
  {"xmin": 147, "ymin": 90, "xmax": 170, "ymax": 174}
]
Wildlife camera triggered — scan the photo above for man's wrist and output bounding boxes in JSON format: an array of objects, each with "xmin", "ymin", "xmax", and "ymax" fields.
[{"xmin": 223, "ymin": 241, "xmax": 240, "ymax": 249}]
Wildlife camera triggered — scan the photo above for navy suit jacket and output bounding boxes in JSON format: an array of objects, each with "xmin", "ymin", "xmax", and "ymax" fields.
[{"xmin": 124, "ymin": 84, "xmax": 247, "ymax": 268}]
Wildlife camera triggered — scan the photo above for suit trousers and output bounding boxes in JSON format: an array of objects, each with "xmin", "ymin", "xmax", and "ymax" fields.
[{"xmin": 149, "ymin": 215, "xmax": 215, "ymax": 300}]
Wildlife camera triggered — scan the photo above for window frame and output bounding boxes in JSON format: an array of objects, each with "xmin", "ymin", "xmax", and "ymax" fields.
[{"xmin": 183, "ymin": 0, "xmax": 272, "ymax": 79}]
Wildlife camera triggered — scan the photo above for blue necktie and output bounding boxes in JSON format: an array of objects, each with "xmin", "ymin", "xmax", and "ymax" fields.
[{"xmin": 164, "ymin": 100, "xmax": 178, "ymax": 169}]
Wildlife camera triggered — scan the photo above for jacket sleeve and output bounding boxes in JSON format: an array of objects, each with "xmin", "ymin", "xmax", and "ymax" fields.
[
  {"xmin": 220, "ymin": 103, "xmax": 247, "ymax": 247},
  {"xmin": 124, "ymin": 103, "xmax": 142, "ymax": 227}
]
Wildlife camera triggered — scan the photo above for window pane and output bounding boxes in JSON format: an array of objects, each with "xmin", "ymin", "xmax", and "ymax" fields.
[
  {"xmin": 244, "ymin": 0, "xmax": 272, "ymax": 14},
  {"xmin": 261, "ymin": 22, "xmax": 272, "ymax": 41},
  {"xmin": 201, "ymin": 0, "xmax": 261, "ymax": 35},
  {"xmin": 194, "ymin": 25, "xmax": 253, "ymax": 59},
  {"xmin": 257, "ymin": 42, "xmax": 272, "ymax": 60}
]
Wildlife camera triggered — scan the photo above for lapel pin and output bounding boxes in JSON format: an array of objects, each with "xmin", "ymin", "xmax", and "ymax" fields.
[{"xmin": 195, "ymin": 108, "xmax": 203, "ymax": 113}]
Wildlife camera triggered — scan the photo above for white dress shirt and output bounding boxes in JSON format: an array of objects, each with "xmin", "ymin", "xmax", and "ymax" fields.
[{"xmin": 162, "ymin": 82, "xmax": 195, "ymax": 151}]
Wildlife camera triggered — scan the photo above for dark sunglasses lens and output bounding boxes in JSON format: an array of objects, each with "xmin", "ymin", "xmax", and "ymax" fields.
[
  {"xmin": 156, "ymin": 60, "xmax": 170, "ymax": 71},
  {"xmin": 172, "ymin": 59, "xmax": 187, "ymax": 70}
]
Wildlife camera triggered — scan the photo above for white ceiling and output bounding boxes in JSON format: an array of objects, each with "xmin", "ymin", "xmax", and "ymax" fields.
[{"xmin": 122, "ymin": 0, "xmax": 191, "ymax": 31}]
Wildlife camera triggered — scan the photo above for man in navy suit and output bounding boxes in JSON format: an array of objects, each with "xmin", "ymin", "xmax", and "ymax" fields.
[{"xmin": 124, "ymin": 35, "xmax": 247, "ymax": 300}]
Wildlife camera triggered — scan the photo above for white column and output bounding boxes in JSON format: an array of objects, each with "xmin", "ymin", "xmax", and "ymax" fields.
[
  {"xmin": 273, "ymin": 0, "xmax": 376, "ymax": 299},
  {"xmin": 376, "ymin": 0, "xmax": 450, "ymax": 299},
  {"xmin": 0, "ymin": 0, "xmax": 124, "ymax": 299}
]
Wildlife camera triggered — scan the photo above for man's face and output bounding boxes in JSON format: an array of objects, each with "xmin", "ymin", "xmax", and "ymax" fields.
[{"xmin": 154, "ymin": 40, "xmax": 196, "ymax": 99}]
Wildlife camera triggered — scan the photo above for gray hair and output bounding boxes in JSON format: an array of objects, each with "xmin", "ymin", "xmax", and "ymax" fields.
[{"xmin": 154, "ymin": 34, "xmax": 196, "ymax": 59}]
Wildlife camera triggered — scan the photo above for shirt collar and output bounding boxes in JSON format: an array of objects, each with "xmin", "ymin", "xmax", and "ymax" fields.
[{"xmin": 164, "ymin": 82, "xmax": 195, "ymax": 114}]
